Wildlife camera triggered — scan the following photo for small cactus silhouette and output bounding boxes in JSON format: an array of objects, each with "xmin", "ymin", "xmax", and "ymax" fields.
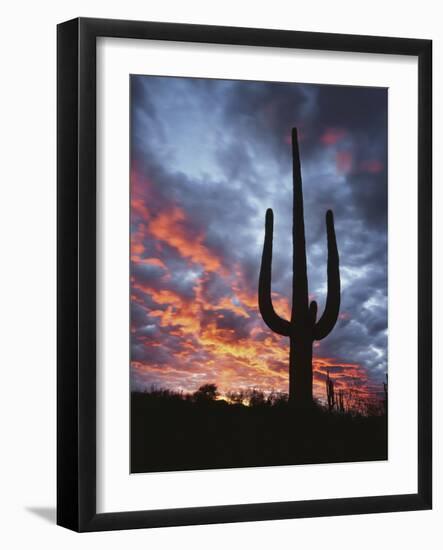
[
  {"xmin": 337, "ymin": 389, "xmax": 345, "ymax": 413},
  {"xmin": 383, "ymin": 373, "xmax": 388, "ymax": 414},
  {"xmin": 258, "ymin": 128, "xmax": 341, "ymax": 407},
  {"xmin": 326, "ymin": 369, "xmax": 335, "ymax": 412}
]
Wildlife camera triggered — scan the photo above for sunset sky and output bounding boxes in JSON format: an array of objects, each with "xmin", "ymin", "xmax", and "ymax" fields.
[{"xmin": 130, "ymin": 75, "xmax": 388, "ymax": 403}]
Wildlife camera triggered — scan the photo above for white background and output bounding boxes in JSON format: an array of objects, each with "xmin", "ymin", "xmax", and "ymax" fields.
[{"xmin": 0, "ymin": 1, "xmax": 441, "ymax": 548}]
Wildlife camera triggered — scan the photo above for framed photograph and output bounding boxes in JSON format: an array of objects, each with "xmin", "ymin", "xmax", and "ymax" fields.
[{"xmin": 57, "ymin": 17, "xmax": 432, "ymax": 531}]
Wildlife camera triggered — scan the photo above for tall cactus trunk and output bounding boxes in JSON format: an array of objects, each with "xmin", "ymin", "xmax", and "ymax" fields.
[
  {"xmin": 291, "ymin": 130, "xmax": 312, "ymax": 406},
  {"xmin": 258, "ymin": 127, "xmax": 341, "ymax": 408},
  {"xmin": 290, "ymin": 337, "xmax": 313, "ymax": 407},
  {"xmin": 292, "ymin": 124, "xmax": 309, "ymax": 321}
]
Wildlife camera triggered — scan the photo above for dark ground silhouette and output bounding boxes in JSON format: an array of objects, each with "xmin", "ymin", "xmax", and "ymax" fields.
[{"xmin": 131, "ymin": 387, "xmax": 387, "ymax": 474}]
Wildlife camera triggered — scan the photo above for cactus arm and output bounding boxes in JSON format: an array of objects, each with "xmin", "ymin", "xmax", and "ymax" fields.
[
  {"xmin": 258, "ymin": 208, "xmax": 291, "ymax": 336},
  {"xmin": 314, "ymin": 210, "xmax": 340, "ymax": 340}
]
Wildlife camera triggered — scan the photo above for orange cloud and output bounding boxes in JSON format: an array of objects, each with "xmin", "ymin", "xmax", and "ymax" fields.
[
  {"xmin": 207, "ymin": 296, "xmax": 250, "ymax": 318},
  {"xmin": 147, "ymin": 206, "xmax": 221, "ymax": 272}
]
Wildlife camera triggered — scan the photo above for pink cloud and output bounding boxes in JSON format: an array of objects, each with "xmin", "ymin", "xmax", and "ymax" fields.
[
  {"xmin": 321, "ymin": 128, "xmax": 346, "ymax": 145},
  {"xmin": 360, "ymin": 160, "xmax": 384, "ymax": 174},
  {"xmin": 336, "ymin": 151, "xmax": 353, "ymax": 174}
]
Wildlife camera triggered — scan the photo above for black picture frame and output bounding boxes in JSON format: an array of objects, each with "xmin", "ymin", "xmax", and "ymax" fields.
[{"xmin": 57, "ymin": 17, "xmax": 432, "ymax": 532}]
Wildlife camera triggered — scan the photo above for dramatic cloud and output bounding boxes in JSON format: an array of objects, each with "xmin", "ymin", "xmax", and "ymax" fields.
[{"xmin": 130, "ymin": 75, "xmax": 388, "ymax": 404}]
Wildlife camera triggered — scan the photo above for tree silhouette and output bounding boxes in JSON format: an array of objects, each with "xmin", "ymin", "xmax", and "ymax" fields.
[
  {"xmin": 258, "ymin": 128, "xmax": 341, "ymax": 407},
  {"xmin": 193, "ymin": 383, "xmax": 219, "ymax": 403}
]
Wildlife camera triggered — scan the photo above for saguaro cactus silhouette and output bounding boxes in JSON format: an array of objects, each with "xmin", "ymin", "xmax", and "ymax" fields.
[{"xmin": 258, "ymin": 128, "xmax": 340, "ymax": 407}]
